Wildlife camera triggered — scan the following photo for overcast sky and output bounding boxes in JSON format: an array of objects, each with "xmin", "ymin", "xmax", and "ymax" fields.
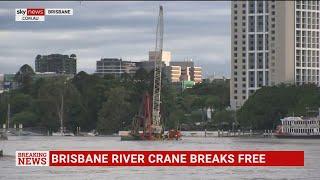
[{"xmin": 0, "ymin": 1, "xmax": 230, "ymax": 77}]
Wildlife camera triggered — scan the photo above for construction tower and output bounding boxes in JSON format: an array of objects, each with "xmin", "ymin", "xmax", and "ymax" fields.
[{"xmin": 152, "ymin": 6, "xmax": 164, "ymax": 136}]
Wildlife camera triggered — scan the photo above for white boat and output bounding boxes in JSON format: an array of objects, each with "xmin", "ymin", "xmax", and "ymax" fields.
[
  {"xmin": 87, "ymin": 130, "xmax": 99, "ymax": 136},
  {"xmin": 275, "ymin": 116, "xmax": 320, "ymax": 139},
  {"xmin": 52, "ymin": 131, "xmax": 75, "ymax": 136}
]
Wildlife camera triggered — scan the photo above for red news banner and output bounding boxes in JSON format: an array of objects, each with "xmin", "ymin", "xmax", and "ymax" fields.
[{"xmin": 16, "ymin": 151, "xmax": 304, "ymax": 167}]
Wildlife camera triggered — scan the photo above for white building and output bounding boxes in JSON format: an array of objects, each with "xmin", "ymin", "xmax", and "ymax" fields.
[{"xmin": 230, "ymin": 1, "xmax": 320, "ymax": 109}]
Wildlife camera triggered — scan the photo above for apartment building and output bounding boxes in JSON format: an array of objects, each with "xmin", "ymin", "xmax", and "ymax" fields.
[
  {"xmin": 35, "ymin": 54, "xmax": 77, "ymax": 75},
  {"xmin": 95, "ymin": 58, "xmax": 138, "ymax": 77},
  {"xmin": 166, "ymin": 61, "xmax": 202, "ymax": 84},
  {"xmin": 230, "ymin": 1, "xmax": 320, "ymax": 109}
]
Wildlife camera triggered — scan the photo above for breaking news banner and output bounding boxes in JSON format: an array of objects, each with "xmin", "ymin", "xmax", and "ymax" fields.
[
  {"xmin": 15, "ymin": 8, "xmax": 73, "ymax": 21},
  {"xmin": 16, "ymin": 151, "xmax": 304, "ymax": 167}
]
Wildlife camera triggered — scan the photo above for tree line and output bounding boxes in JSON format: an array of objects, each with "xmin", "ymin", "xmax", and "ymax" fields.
[
  {"xmin": 0, "ymin": 64, "xmax": 230, "ymax": 134},
  {"xmin": 237, "ymin": 84, "xmax": 320, "ymax": 130},
  {"xmin": 2, "ymin": 64, "xmax": 318, "ymax": 132}
]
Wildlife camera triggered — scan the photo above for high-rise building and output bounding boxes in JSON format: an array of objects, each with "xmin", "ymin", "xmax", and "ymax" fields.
[
  {"xmin": 230, "ymin": 1, "xmax": 320, "ymax": 109},
  {"xmin": 35, "ymin": 54, "xmax": 77, "ymax": 75},
  {"xmin": 95, "ymin": 58, "xmax": 138, "ymax": 77},
  {"xmin": 0, "ymin": 74, "xmax": 4, "ymax": 93},
  {"xmin": 270, "ymin": 1, "xmax": 320, "ymax": 86},
  {"xmin": 149, "ymin": 51, "xmax": 171, "ymax": 66}
]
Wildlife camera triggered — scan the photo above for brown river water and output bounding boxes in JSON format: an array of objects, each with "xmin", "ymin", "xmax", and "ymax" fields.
[{"xmin": 0, "ymin": 136, "xmax": 319, "ymax": 180}]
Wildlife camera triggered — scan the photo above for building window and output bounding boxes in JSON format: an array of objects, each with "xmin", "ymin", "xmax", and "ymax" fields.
[
  {"xmin": 249, "ymin": 16, "xmax": 255, "ymax": 32},
  {"xmin": 257, "ymin": 1, "xmax": 264, "ymax": 13},
  {"xmin": 249, "ymin": 35, "xmax": 255, "ymax": 51},
  {"xmin": 257, "ymin": 34, "xmax": 264, "ymax": 50},
  {"xmin": 249, "ymin": 1, "xmax": 255, "ymax": 14},
  {"xmin": 257, "ymin": 16, "xmax": 264, "ymax": 32}
]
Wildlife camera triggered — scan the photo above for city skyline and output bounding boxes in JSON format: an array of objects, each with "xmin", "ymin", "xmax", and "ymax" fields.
[{"xmin": 0, "ymin": 1, "xmax": 231, "ymax": 78}]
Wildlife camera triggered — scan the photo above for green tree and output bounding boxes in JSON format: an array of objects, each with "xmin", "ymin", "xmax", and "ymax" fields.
[
  {"xmin": 36, "ymin": 77, "xmax": 84, "ymax": 131},
  {"xmin": 167, "ymin": 109, "xmax": 184, "ymax": 129},
  {"xmin": 213, "ymin": 110, "xmax": 235, "ymax": 129},
  {"xmin": 9, "ymin": 93, "xmax": 33, "ymax": 114},
  {"xmin": 14, "ymin": 64, "xmax": 35, "ymax": 93},
  {"xmin": 97, "ymin": 87, "xmax": 133, "ymax": 134},
  {"xmin": 237, "ymin": 84, "xmax": 320, "ymax": 130},
  {"xmin": 12, "ymin": 111, "xmax": 38, "ymax": 127}
]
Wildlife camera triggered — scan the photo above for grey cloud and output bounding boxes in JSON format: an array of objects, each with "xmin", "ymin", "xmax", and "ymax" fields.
[{"xmin": 0, "ymin": 1, "xmax": 230, "ymax": 77}]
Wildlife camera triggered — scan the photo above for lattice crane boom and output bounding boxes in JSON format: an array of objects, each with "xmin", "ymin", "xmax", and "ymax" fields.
[{"xmin": 152, "ymin": 6, "xmax": 164, "ymax": 135}]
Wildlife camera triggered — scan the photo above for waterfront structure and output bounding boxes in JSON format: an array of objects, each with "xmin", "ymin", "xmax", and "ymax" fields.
[
  {"xmin": 35, "ymin": 54, "xmax": 77, "ymax": 75},
  {"xmin": 149, "ymin": 51, "xmax": 171, "ymax": 66},
  {"xmin": 95, "ymin": 58, "xmax": 138, "ymax": 77},
  {"xmin": 166, "ymin": 61, "xmax": 202, "ymax": 84},
  {"xmin": 230, "ymin": 1, "xmax": 320, "ymax": 109}
]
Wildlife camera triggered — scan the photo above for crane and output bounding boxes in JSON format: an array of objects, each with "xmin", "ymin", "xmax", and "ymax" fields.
[
  {"xmin": 152, "ymin": 6, "xmax": 164, "ymax": 137},
  {"xmin": 121, "ymin": 6, "xmax": 181, "ymax": 141}
]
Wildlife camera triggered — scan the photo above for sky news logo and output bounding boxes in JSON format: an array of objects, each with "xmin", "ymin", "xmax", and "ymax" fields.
[{"xmin": 15, "ymin": 8, "xmax": 73, "ymax": 22}]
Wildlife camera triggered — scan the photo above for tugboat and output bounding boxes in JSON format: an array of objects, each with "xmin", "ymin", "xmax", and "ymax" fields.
[{"xmin": 274, "ymin": 116, "xmax": 320, "ymax": 139}]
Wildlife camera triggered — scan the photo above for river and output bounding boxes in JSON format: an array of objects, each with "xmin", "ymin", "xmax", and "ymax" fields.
[{"xmin": 0, "ymin": 136, "xmax": 319, "ymax": 180}]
